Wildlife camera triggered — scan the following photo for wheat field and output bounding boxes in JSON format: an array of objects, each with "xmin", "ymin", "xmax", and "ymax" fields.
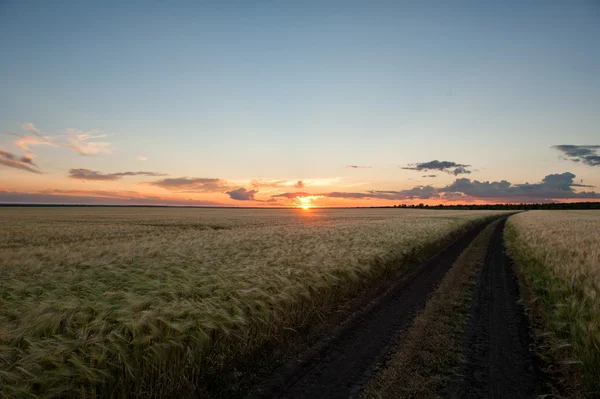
[
  {"xmin": 505, "ymin": 210, "xmax": 600, "ymax": 393},
  {"xmin": 0, "ymin": 207, "xmax": 506, "ymax": 398}
]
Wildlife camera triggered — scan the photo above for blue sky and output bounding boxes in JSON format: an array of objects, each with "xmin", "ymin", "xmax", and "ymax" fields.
[{"xmin": 1, "ymin": 1, "xmax": 599, "ymax": 206}]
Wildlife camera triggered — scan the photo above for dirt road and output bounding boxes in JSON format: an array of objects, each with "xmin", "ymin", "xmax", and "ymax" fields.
[
  {"xmin": 254, "ymin": 219, "xmax": 495, "ymax": 399},
  {"xmin": 455, "ymin": 219, "xmax": 541, "ymax": 398},
  {"xmin": 253, "ymin": 217, "xmax": 542, "ymax": 399}
]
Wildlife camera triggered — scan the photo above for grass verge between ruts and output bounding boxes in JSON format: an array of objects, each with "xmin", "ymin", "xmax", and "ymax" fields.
[{"xmin": 361, "ymin": 220, "xmax": 498, "ymax": 398}]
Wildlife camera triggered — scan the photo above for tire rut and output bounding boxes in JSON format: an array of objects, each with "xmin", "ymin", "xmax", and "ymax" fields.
[
  {"xmin": 454, "ymin": 219, "xmax": 542, "ymax": 398},
  {"xmin": 253, "ymin": 218, "xmax": 499, "ymax": 399}
]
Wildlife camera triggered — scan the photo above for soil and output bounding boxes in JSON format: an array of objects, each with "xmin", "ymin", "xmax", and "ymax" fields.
[
  {"xmin": 452, "ymin": 219, "xmax": 542, "ymax": 398},
  {"xmin": 253, "ymin": 219, "xmax": 496, "ymax": 399}
]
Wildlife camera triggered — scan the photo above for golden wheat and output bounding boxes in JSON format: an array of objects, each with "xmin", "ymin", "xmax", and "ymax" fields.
[
  {"xmin": 505, "ymin": 210, "xmax": 600, "ymax": 393},
  {"xmin": 0, "ymin": 207, "xmax": 506, "ymax": 398}
]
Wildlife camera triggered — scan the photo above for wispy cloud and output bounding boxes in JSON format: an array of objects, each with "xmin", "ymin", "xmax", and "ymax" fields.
[
  {"xmin": 249, "ymin": 178, "xmax": 307, "ymax": 189},
  {"xmin": 145, "ymin": 177, "xmax": 230, "ymax": 192},
  {"xmin": 64, "ymin": 129, "xmax": 112, "ymax": 155},
  {"xmin": 0, "ymin": 188, "xmax": 223, "ymax": 206},
  {"xmin": 251, "ymin": 178, "xmax": 300, "ymax": 188},
  {"xmin": 69, "ymin": 168, "xmax": 167, "ymax": 181},
  {"xmin": 322, "ymin": 186, "xmax": 438, "ymax": 200},
  {"xmin": 12, "ymin": 123, "xmax": 112, "ymax": 155},
  {"xmin": 346, "ymin": 165, "xmax": 371, "ymax": 169},
  {"xmin": 137, "ymin": 156, "xmax": 148, "ymax": 161},
  {"xmin": 21, "ymin": 122, "xmax": 41, "ymax": 136},
  {"xmin": 0, "ymin": 149, "xmax": 42, "ymax": 174},
  {"xmin": 271, "ymin": 191, "xmax": 311, "ymax": 199},
  {"xmin": 13, "ymin": 133, "xmax": 57, "ymax": 151},
  {"xmin": 402, "ymin": 160, "xmax": 472, "ymax": 175},
  {"xmin": 423, "ymin": 174, "xmax": 437, "ymax": 178},
  {"xmin": 553, "ymin": 145, "xmax": 600, "ymax": 167}
]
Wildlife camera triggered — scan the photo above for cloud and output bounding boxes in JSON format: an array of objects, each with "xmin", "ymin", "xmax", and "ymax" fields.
[
  {"xmin": 0, "ymin": 149, "xmax": 42, "ymax": 174},
  {"xmin": 12, "ymin": 123, "xmax": 112, "ymax": 155},
  {"xmin": 271, "ymin": 186, "xmax": 438, "ymax": 201},
  {"xmin": 250, "ymin": 178, "xmax": 298, "ymax": 188},
  {"xmin": 347, "ymin": 165, "xmax": 371, "ymax": 169},
  {"xmin": 137, "ymin": 156, "xmax": 148, "ymax": 161},
  {"xmin": 442, "ymin": 172, "xmax": 599, "ymax": 201},
  {"xmin": 226, "ymin": 187, "xmax": 258, "ymax": 201},
  {"xmin": 451, "ymin": 166, "xmax": 471, "ymax": 175},
  {"xmin": 320, "ymin": 186, "xmax": 438, "ymax": 200},
  {"xmin": 369, "ymin": 186, "xmax": 438, "ymax": 199},
  {"xmin": 269, "ymin": 172, "xmax": 599, "ymax": 203},
  {"xmin": 423, "ymin": 174, "xmax": 437, "ymax": 178},
  {"xmin": 271, "ymin": 192, "xmax": 311, "ymax": 199},
  {"xmin": 0, "ymin": 189, "xmax": 224, "ymax": 206},
  {"xmin": 402, "ymin": 160, "xmax": 472, "ymax": 175},
  {"xmin": 249, "ymin": 178, "xmax": 307, "ymax": 189},
  {"xmin": 553, "ymin": 145, "xmax": 600, "ymax": 167},
  {"xmin": 21, "ymin": 122, "xmax": 41, "ymax": 136},
  {"xmin": 64, "ymin": 129, "xmax": 112, "ymax": 155},
  {"xmin": 13, "ymin": 134, "xmax": 57, "ymax": 151},
  {"xmin": 146, "ymin": 177, "xmax": 229, "ymax": 192},
  {"xmin": 68, "ymin": 168, "xmax": 167, "ymax": 181}
]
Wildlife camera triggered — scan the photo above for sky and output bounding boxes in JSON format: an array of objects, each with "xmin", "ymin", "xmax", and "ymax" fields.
[{"xmin": 1, "ymin": 0, "xmax": 599, "ymax": 207}]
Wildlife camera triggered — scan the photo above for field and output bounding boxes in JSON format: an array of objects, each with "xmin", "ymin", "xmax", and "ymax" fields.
[
  {"xmin": 505, "ymin": 210, "xmax": 600, "ymax": 395},
  {"xmin": 0, "ymin": 207, "xmax": 507, "ymax": 398}
]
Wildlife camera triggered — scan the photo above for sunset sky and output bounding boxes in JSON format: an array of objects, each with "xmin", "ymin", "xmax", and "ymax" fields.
[{"xmin": 1, "ymin": 1, "xmax": 599, "ymax": 207}]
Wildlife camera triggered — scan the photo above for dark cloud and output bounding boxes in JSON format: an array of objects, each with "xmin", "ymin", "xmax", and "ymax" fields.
[
  {"xmin": 452, "ymin": 166, "xmax": 471, "ymax": 175},
  {"xmin": 271, "ymin": 186, "xmax": 438, "ymax": 201},
  {"xmin": 347, "ymin": 165, "xmax": 371, "ymax": 169},
  {"xmin": 423, "ymin": 174, "xmax": 437, "ymax": 178},
  {"xmin": 322, "ymin": 192, "xmax": 371, "ymax": 199},
  {"xmin": 0, "ymin": 150, "xmax": 42, "ymax": 174},
  {"xmin": 295, "ymin": 180, "xmax": 305, "ymax": 188},
  {"xmin": 0, "ymin": 189, "xmax": 223, "ymax": 206},
  {"xmin": 269, "ymin": 172, "xmax": 599, "ymax": 203},
  {"xmin": 69, "ymin": 168, "xmax": 166, "ymax": 181},
  {"xmin": 402, "ymin": 160, "xmax": 471, "ymax": 175},
  {"xmin": 146, "ymin": 177, "xmax": 228, "ymax": 192},
  {"xmin": 553, "ymin": 145, "xmax": 600, "ymax": 167},
  {"xmin": 226, "ymin": 187, "xmax": 258, "ymax": 201},
  {"xmin": 271, "ymin": 192, "xmax": 311, "ymax": 199},
  {"xmin": 443, "ymin": 172, "xmax": 599, "ymax": 201},
  {"xmin": 366, "ymin": 185, "xmax": 438, "ymax": 200}
]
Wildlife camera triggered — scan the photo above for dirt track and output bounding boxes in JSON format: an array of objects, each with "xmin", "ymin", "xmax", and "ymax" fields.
[
  {"xmin": 254, "ymin": 219, "xmax": 495, "ymax": 399},
  {"xmin": 253, "ymin": 216, "xmax": 544, "ymax": 399},
  {"xmin": 455, "ymin": 219, "xmax": 541, "ymax": 398}
]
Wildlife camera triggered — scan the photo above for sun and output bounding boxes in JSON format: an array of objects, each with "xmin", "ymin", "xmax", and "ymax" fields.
[{"xmin": 298, "ymin": 196, "xmax": 312, "ymax": 210}]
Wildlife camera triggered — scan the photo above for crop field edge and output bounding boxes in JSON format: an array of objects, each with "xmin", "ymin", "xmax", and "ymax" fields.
[{"xmin": 504, "ymin": 222, "xmax": 588, "ymax": 398}]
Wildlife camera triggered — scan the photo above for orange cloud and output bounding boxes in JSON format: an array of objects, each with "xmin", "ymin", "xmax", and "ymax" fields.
[
  {"xmin": 0, "ymin": 188, "xmax": 224, "ymax": 206},
  {"xmin": 12, "ymin": 123, "xmax": 112, "ymax": 155},
  {"xmin": 68, "ymin": 168, "xmax": 166, "ymax": 181},
  {"xmin": 145, "ymin": 177, "xmax": 230, "ymax": 192}
]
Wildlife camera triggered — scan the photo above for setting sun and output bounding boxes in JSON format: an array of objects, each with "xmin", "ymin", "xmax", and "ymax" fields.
[
  {"xmin": 296, "ymin": 196, "xmax": 323, "ymax": 209},
  {"xmin": 298, "ymin": 197, "xmax": 312, "ymax": 209}
]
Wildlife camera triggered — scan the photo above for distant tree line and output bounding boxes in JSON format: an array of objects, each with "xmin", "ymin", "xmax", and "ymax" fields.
[{"xmin": 385, "ymin": 202, "xmax": 600, "ymax": 210}]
